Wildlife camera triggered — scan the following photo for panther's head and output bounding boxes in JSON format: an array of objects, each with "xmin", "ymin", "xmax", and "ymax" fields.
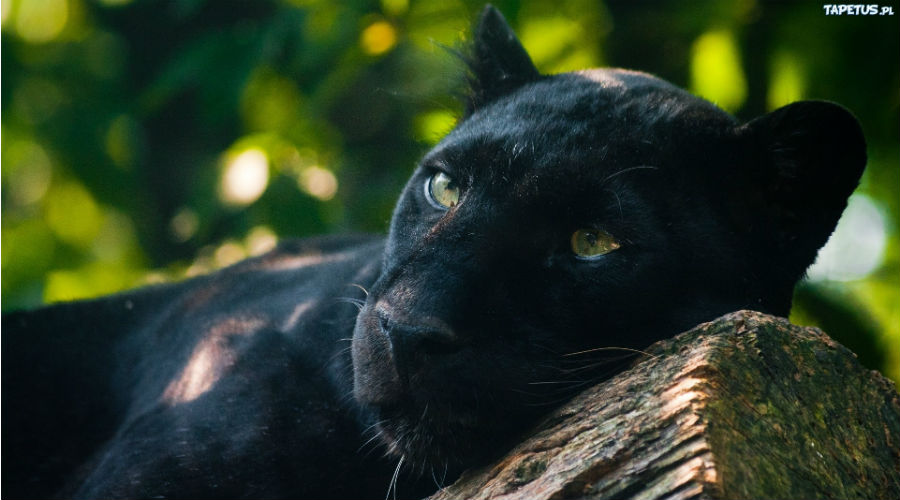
[{"xmin": 351, "ymin": 5, "xmax": 865, "ymax": 471}]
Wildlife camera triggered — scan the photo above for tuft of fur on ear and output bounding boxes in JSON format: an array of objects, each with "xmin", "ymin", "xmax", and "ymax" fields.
[
  {"xmin": 464, "ymin": 5, "xmax": 540, "ymax": 115},
  {"xmin": 739, "ymin": 100, "xmax": 866, "ymax": 277}
]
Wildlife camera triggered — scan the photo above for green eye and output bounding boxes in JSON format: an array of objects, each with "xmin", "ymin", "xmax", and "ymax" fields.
[
  {"xmin": 571, "ymin": 229, "xmax": 620, "ymax": 259},
  {"xmin": 426, "ymin": 171, "xmax": 460, "ymax": 209}
]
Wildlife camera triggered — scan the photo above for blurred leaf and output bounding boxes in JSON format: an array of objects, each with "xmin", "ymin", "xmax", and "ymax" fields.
[
  {"xmin": 690, "ymin": 29, "xmax": 746, "ymax": 112},
  {"xmin": 240, "ymin": 67, "xmax": 305, "ymax": 133},
  {"xmin": 414, "ymin": 109, "xmax": 456, "ymax": 145},
  {"xmin": 43, "ymin": 261, "xmax": 143, "ymax": 303},
  {"xmin": 520, "ymin": 16, "xmax": 598, "ymax": 73},
  {"xmin": 43, "ymin": 180, "xmax": 103, "ymax": 248},
  {"xmin": 767, "ymin": 51, "xmax": 806, "ymax": 111}
]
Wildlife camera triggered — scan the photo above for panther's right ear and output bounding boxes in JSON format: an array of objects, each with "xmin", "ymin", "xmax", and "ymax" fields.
[
  {"xmin": 465, "ymin": 5, "xmax": 540, "ymax": 115},
  {"xmin": 736, "ymin": 100, "xmax": 866, "ymax": 280}
]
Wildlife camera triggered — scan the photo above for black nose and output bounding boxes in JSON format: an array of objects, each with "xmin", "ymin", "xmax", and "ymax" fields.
[{"xmin": 377, "ymin": 308, "xmax": 464, "ymax": 378}]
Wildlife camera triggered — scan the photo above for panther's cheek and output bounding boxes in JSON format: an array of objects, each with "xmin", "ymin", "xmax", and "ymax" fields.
[{"xmin": 351, "ymin": 305, "xmax": 403, "ymax": 406}]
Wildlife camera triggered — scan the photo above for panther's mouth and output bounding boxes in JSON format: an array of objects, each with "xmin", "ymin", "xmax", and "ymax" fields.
[
  {"xmin": 351, "ymin": 296, "xmax": 537, "ymax": 470},
  {"xmin": 372, "ymin": 408, "xmax": 425, "ymax": 459},
  {"xmin": 351, "ymin": 301, "xmax": 500, "ymax": 467}
]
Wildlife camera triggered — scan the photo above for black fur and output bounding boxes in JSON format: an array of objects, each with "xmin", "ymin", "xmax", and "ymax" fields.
[{"xmin": 1, "ymin": 6, "xmax": 865, "ymax": 499}]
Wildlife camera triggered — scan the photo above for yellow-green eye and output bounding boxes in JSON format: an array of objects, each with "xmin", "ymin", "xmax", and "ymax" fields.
[
  {"xmin": 571, "ymin": 229, "xmax": 620, "ymax": 259},
  {"xmin": 426, "ymin": 171, "xmax": 460, "ymax": 209}
]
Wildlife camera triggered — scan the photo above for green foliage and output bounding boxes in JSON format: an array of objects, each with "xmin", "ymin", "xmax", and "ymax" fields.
[{"xmin": 2, "ymin": 0, "xmax": 897, "ymax": 382}]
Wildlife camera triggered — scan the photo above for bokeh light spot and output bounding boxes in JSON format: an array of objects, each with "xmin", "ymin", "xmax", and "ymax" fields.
[
  {"xmin": 105, "ymin": 115, "xmax": 142, "ymax": 170},
  {"xmin": 170, "ymin": 208, "xmax": 200, "ymax": 242},
  {"xmin": 186, "ymin": 253, "xmax": 214, "ymax": 278},
  {"xmin": 405, "ymin": 1, "xmax": 467, "ymax": 51},
  {"xmin": 13, "ymin": 77, "xmax": 65, "ymax": 124},
  {"xmin": 14, "ymin": 0, "xmax": 68, "ymax": 44},
  {"xmin": 240, "ymin": 69, "xmax": 303, "ymax": 133},
  {"xmin": 4, "ymin": 140, "xmax": 53, "ymax": 207},
  {"xmin": 44, "ymin": 181, "xmax": 103, "ymax": 248},
  {"xmin": 520, "ymin": 16, "xmax": 598, "ymax": 73},
  {"xmin": 219, "ymin": 148, "xmax": 270, "ymax": 206},
  {"xmin": 97, "ymin": 0, "xmax": 133, "ymax": 6},
  {"xmin": 768, "ymin": 52, "xmax": 806, "ymax": 110},
  {"xmin": 2, "ymin": 0, "xmax": 12, "ymax": 25},
  {"xmin": 214, "ymin": 241, "xmax": 246, "ymax": 268},
  {"xmin": 246, "ymin": 226, "xmax": 278, "ymax": 256},
  {"xmin": 690, "ymin": 30, "xmax": 747, "ymax": 112},
  {"xmin": 807, "ymin": 194, "xmax": 888, "ymax": 282},
  {"xmin": 360, "ymin": 20, "xmax": 397, "ymax": 55},
  {"xmin": 44, "ymin": 262, "xmax": 141, "ymax": 303},
  {"xmin": 298, "ymin": 166, "xmax": 338, "ymax": 201},
  {"xmin": 2, "ymin": 220, "xmax": 55, "ymax": 293},
  {"xmin": 381, "ymin": 0, "xmax": 408, "ymax": 16},
  {"xmin": 414, "ymin": 110, "xmax": 457, "ymax": 145},
  {"xmin": 91, "ymin": 210, "xmax": 141, "ymax": 263}
]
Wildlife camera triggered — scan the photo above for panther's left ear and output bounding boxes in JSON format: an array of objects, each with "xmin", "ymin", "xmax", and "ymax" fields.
[
  {"xmin": 737, "ymin": 100, "xmax": 866, "ymax": 266},
  {"xmin": 465, "ymin": 5, "xmax": 540, "ymax": 115}
]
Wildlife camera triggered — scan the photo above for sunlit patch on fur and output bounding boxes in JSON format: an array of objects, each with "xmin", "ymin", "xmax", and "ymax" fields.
[
  {"xmin": 281, "ymin": 301, "xmax": 315, "ymax": 332},
  {"xmin": 162, "ymin": 316, "xmax": 267, "ymax": 404},
  {"xmin": 250, "ymin": 249, "xmax": 359, "ymax": 272},
  {"xmin": 575, "ymin": 68, "xmax": 657, "ymax": 89},
  {"xmin": 182, "ymin": 284, "xmax": 222, "ymax": 312}
]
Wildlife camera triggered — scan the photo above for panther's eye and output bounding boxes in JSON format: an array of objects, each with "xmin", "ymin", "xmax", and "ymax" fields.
[
  {"xmin": 571, "ymin": 229, "xmax": 620, "ymax": 259},
  {"xmin": 425, "ymin": 171, "xmax": 460, "ymax": 209}
]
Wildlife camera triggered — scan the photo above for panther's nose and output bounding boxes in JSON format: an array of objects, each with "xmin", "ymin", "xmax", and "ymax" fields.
[
  {"xmin": 376, "ymin": 307, "xmax": 464, "ymax": 366},
  {"xmin": 351, "ymin": 302, "xmax": 466, "ymax": 406}
]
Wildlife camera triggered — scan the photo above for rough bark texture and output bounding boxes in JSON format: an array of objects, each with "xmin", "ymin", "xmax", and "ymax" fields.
[{"xmin": 429, "ymin": 310, "xmax": 900, "ymax": 500}]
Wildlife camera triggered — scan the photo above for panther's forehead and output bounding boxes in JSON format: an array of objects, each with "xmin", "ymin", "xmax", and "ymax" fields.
[
  {"xmin": 427, "ymin": 68, "xmax": 734, "ymax": 182},
  {"xmin": 573, "ymin": 67, "xmax": 679, "ymax": 91}
]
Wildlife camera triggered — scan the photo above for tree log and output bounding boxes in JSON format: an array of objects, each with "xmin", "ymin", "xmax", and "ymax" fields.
[{"xmin": 429, "ymin": 310, "xmax": 900, "ymax": 500}]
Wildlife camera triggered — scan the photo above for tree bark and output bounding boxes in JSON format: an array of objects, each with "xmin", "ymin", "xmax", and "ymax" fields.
[{"xmin": 429, "ymin": 310, "xmax": 900, "ymax": 500}]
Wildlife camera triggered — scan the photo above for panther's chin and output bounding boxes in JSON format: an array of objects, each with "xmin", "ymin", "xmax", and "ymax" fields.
[{"xmin": 370, "ymin": 403, "xmax": 494, "ymax": 472}]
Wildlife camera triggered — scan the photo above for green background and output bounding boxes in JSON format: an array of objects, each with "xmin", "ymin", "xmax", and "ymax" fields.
[{"xmin": 2, "ymin": 0, "xmax": 898, "ymax": 383}]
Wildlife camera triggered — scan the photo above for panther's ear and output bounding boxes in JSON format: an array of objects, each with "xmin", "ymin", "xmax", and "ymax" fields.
[
  {"xmin": 465, "ymin": 5, "xmax": 540, "ymax": 115},
  {"xmin": 738, "ymin": 100, "xmax": 866, "ymax": 267}
]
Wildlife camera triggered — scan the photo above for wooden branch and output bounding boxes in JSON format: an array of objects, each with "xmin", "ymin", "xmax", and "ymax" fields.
[{"xmin": 429, "ymin": 311, "xmax": 900, "ymax": 500}]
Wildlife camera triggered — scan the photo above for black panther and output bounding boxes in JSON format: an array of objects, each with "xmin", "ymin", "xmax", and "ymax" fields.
[{"xmin": 1, "ymin": 6, "xmax": 865, "ymax": 499}]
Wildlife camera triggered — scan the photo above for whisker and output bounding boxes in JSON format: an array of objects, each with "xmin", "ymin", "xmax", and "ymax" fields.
[
  {"xmin": 431, "ymin": 467, "xmax": 442, "ymax": 490},
  {"xmin": 385, "ymin": 455, "xmax": 405, "ymax": 500},
  {"xmin": 420, "ymin": 403, "xmax": 429, "ymax": 423},
  {"xmin": 546, "ymin": 360, "xmax": 627, "ymax": 375},
  {"xmin": 600, "ymin": 165, "xmax": 659, "ymax": 184},
  {"xmin": 562, "ymin": 346, "xmax": 657, "ymax": 359},
  {"xmin": 358, "ymin": 431, "xmax": 385, "ymax": 455},
  {"xmin": 359, "ymin": 420, "xmax": 391, "ymax": 459},
  {"xmin": 334, "ymin": 297, "xmax": 365, "ymax": 310},
  {"xmin": 605, "ymin": 188, "xmax": 624, "ymax": 219},
  {"xmin": 528, "ymin": 380, "xmax": 587, "ymax": 385},
  {"xmin": 361, "ymin": 420, "xmax": 385, "ymax": 436},
  {"xmin": 349, "ymin": 283, "xmax": 370, "ymax": 296},
  {"xmin": 328, "ymin": 345, "xmax": 351, "ymax": 357},
  {"xmin": 430, "ymin": 459, "xmax": 450, "ymax": 490},
  {"xmin": 509, "ymin": 387, "xmax": 545, "ymax": 398},
  {"xmin": 544, "ymin": 352, "xmax": 638, "ymax": 371}
]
